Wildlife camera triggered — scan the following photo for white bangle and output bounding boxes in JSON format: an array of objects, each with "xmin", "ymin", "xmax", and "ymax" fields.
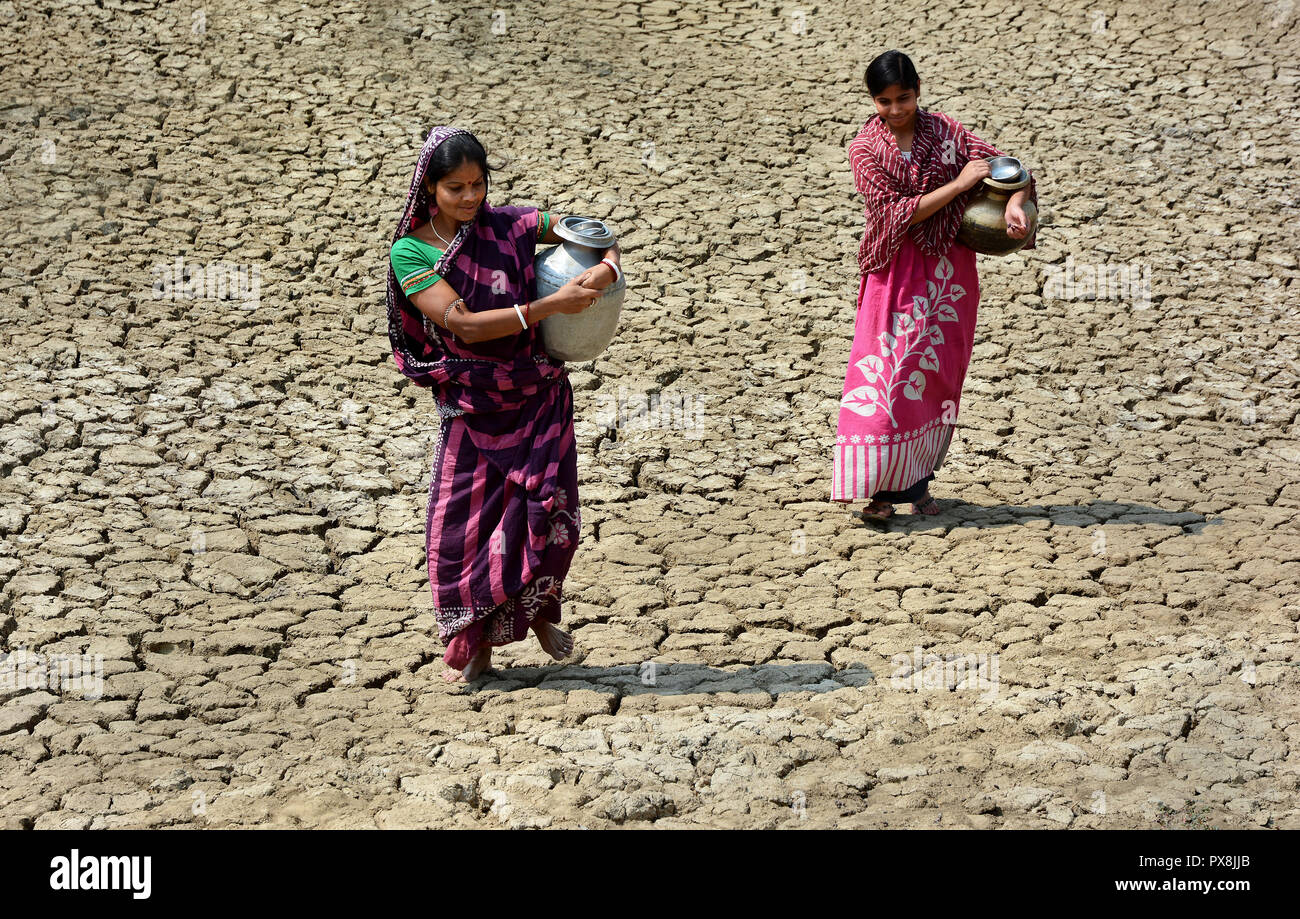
[
  {"xmin": 601, "ymin": 257, "xmax": 622, "ymax": 284},
  {"xmin": 512, "ymin": 303, "xmax": 527, "ymax": 329}
]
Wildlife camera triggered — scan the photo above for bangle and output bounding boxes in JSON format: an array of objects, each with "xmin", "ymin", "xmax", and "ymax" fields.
[
  {"xmin": 601, "ymin": 257, "xmax": 622, "ymax": 284},
  {"xmin": 523, "ymin": 300, "xmax": 531, "ymax": 326},
  {"xmin": 512, "ymin": 303, "xmax": 527, "ymax": 329},
  {"xmin": 443, "ymin": 299, "xmax": 463, "ymax": 333}
]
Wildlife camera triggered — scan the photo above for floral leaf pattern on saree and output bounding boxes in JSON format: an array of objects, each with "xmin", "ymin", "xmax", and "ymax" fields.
[{"xmin": 839, "ymin": 254, "xmax": 965, "ymax": 427}]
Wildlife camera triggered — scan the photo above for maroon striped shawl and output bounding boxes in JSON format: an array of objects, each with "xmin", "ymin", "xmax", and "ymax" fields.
[{"xmin": 848, "ymin": 109, "xmax": 1038, "ymax": 275}]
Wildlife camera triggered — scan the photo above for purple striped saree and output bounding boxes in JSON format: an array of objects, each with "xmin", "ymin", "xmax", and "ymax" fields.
[{"xmin": 385, "ymin": 126, "xmax": 580, "ymax": 670}]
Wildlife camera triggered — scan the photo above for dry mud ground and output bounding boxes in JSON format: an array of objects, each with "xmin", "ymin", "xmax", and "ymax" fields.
[{"xmin": 0, "ymin": 0, "xmax": 1298, "ymax": 829}]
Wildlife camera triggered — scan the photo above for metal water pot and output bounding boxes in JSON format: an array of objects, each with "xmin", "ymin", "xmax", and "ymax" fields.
[
  {"xmin": 957, "ymin": 155, "xmax": 1038, "ymax": 256},
  {"xmin": 534, "ymin": 216, "xmax": 626, "ymax": 362}
]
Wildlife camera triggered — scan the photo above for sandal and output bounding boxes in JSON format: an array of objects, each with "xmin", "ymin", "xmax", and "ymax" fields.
[
  {"xmin": 912, "ymin": 493, "xmax": 941, "ymax": 516},
  {"xmin": 860, "ymin": 499, "xmax": 895, "ymax": 524}
]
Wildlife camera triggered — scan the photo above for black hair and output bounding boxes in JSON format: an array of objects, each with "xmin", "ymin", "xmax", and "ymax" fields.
[
  {"xmin": 866, "ymin": 50, "xmax": 920, "ymax": 98},
  {"xmin": 424, "ymin": 132, "xmax": 491, "ymax": 191}
]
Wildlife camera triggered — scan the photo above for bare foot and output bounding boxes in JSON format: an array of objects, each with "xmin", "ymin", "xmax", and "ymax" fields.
[
  {"xmin": 441, "ymin": 645, "xmax": 492, "ymax": 683},
  {"xmin": 532, "ymin": 620, "xmax": 574, "ymax": 661}
]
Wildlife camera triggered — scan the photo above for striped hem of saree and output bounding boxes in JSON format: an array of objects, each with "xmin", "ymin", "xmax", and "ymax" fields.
[{"xmin": 831, "ymin": 421, "xmax": 955, "ymax": 502}]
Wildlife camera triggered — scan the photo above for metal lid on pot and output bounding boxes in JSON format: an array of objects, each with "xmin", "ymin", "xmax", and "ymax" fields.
[
  {"xmin": 981, "ymin": 155, "xmax": 1031, "ymax": 192},
  {"xmin": 554, "ymin": 215, "xmax": 617, "ymax": 249},
  {"xmin": 986, "ymin": 156, "xmax": 1024, "ymax": 182}
]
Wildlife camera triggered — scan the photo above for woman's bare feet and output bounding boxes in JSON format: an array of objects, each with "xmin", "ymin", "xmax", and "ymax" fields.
[
  {"xmin": 532, "ymin": 619, "xmax": 574, "ymax": 661},
  {"xmin": 441, "ymin": 644, "xmax": 492, "ymax": 683}
]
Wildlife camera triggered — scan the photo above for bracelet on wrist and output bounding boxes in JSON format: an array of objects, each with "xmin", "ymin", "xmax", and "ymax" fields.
[{"xmin": 443, "ymin": 299, "xmax": 463, "ymax": 338}]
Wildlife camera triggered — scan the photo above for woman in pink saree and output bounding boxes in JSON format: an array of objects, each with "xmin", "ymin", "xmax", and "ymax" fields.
[{"xmin": 834, "ymin": 50, "xmax": 1038, "ymax": 522}]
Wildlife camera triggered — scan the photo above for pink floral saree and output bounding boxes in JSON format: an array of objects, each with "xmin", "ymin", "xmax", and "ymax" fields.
[
  {"xmin": 832, "ymin": 235, "xmax": 977, "ymax": 500},
  {"xmin": 832, "ymin": 108, "xmax": 1037, "ymax": 503}
]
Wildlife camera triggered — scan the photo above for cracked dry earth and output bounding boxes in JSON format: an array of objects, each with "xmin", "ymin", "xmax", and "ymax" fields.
[{"xmin": 1, "ymin": 0, "xmax": 1298, "ymax": 830}]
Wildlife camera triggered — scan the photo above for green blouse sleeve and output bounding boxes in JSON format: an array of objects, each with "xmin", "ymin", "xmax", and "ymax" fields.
[
  {"xmin": 391, "ymin": 237, "xmax": 443, "ymax": 296},
  {"xmin": 537, "ymin": 210, "xmax": 551, "ymax": 241}
]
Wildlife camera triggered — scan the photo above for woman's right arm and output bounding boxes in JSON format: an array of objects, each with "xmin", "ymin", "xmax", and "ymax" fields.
[
  {"xmin": 906, "ymin": 159, "xmax": 990, "ymax": 226},
  {"xmin": 407, "ymin": 275, "xmax": 601, "ymax": 344}
]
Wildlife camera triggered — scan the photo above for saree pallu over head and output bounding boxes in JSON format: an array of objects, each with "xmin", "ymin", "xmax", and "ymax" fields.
[
  {"xmin": 384, "ymin": 126, "xmax": 577, "ymax": 662},
  {"xmin": 848, "ymin": 109, "xmax": 1038, "ymax": 275}
]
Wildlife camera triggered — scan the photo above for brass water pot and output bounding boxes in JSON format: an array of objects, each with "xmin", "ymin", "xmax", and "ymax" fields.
[{"xmin": 956, "ymin": 156, "xmax": 1038, "ymax": 256}]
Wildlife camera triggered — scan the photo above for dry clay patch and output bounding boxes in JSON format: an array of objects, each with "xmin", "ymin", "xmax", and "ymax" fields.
[{"xmin": 0, "ymin": 0, "xmax": 1298, "ymax": 827}]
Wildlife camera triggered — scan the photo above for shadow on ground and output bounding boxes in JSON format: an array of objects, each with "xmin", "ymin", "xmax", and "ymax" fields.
[
  {"xmin": 852, "ymin": 501, "xmax": 1222, "ymax": 534},
  {"xmin": 462, "ymin": 661, "xmax": 879, "ymax": 694}
]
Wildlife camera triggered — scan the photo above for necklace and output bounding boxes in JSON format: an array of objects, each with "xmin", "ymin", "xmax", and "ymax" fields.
[{"xmin": 430, "ymin": 217, "xmax": 457, "ymax": 248}]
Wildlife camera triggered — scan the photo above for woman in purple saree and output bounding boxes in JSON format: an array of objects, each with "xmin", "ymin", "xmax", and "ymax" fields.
[{"xmin": 385, "ymin": 126, "xmax": 619, "ymax": 681}]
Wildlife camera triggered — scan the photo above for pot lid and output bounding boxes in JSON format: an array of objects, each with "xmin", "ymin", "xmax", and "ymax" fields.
[
  {"xmin": 986, "ymin": 156, "xmax": 1024, "ymax": 181},
  {"xmin": 981, "ymin": 155, "xmax": 1030, "ymax": 191},
  {"xmin": 554, "ymin": 215, "xmax": 617, "ymax": 248}
]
